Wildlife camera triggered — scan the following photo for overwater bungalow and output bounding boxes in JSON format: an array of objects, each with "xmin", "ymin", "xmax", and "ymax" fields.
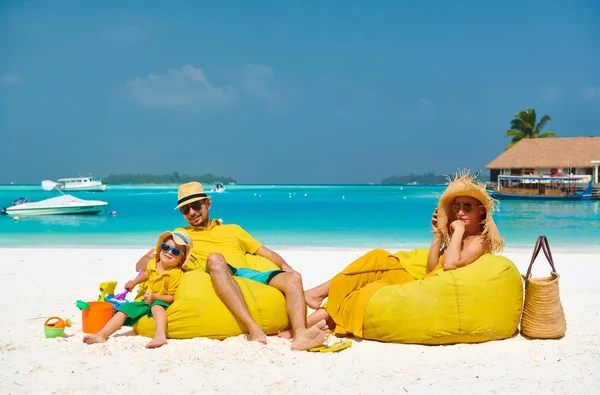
[{"xmin": 486, "ymin": 137, "xmax": 600, "ymax": 200}]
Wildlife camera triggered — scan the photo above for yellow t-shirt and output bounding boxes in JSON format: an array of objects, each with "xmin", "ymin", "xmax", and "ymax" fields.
[
  {"xmin": 145, "ymin": 258, "xmax": 184, "ymax": 295},
  {"xmin": 176, "ymin": 220, "xmax": 263, "ymax": 271}
]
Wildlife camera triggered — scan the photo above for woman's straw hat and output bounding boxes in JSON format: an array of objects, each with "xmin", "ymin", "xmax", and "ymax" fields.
[
  {"xmin": 174, "ymin": 182, "xmax": 210, "ymax": 209},
  {"xmin": 436, "ymin": 170, "xmax": 504, "ymax": 253},
  {"xmin": 155, "ymin": 230, "xmax": 194, "ymax": 268}
]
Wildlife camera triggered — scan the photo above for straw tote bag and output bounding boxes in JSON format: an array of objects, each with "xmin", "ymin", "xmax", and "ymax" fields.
[{"xmin": 520, "ymin": 235, "xmax": 567, "ymax": 339}]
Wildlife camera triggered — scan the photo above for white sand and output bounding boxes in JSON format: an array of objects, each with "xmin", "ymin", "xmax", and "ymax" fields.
[{"xmin": 1, "ymin": 247, "xmax": 599, "ymax": 394}]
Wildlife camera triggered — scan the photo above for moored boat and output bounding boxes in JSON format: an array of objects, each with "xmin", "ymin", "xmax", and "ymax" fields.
[
  {"xmin": 490, "ymin": 175, "xmax": 593, "ymax": 200},
  {"xmin": 1, "ymin": 181, "xmax": 109, "ymax": 216},
  {"xmin": 57, "ymin": 176, "xmax": 107, "ymax": 192}
]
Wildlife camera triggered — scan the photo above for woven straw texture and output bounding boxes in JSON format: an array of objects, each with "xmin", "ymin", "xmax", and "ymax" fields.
[
  {"xmin": 520, "ymin": 235, "xmax": 567, "ymax": 339},
  {"xmin": 521, "ymin": 272, "xmax": 566, "ymax": 339}
]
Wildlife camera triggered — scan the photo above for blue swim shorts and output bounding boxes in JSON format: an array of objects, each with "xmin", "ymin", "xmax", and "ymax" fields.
[{"xmin": 227, "ymin": 264, "xmax": 284, "ymax": 285}]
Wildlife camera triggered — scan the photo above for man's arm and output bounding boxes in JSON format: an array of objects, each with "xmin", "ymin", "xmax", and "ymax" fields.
[
  {"xmin": 255, "ymin": 246, "xmax": 294, "ymax": 272},
  {"xmin": 135, "ymin": 248, "xmax": 156, "ymax": 272}
]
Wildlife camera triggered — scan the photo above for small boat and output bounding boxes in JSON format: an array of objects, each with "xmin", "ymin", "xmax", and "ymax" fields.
[
  {"xmin": 57, "ymin": 176, "xmax": 107, "ymax": 192},
  {"xmin": 211, "ymin": 182, "xmax": 226, "ymax": 193},
  {"xmin": 1, "ymin": 181, "xmax": 109, "ymax": 216},
  {"xmin": 490, "ymin": 175, "xmax": 593, "ymax": 201}
]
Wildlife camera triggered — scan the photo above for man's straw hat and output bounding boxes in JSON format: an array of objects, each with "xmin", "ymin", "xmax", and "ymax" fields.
[
  {"xmin": 436, "ymin": 170, "xmax": 504, "ymax": 253},
  {"xmin": 174, "ymin": 182, "xmax": 210, "ymax": 210},
  {"xmin": 155, "ymin": 229, "xmax": 194, "ymax": 269}
]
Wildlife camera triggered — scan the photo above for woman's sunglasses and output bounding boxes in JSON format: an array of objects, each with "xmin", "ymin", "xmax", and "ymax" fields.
[
  {"xmin": 180, "ymin": 200, "xmax": 206, "ymax": 215},
  {"xmin": 160, "ymin": 242, "xmax": 184, "ymax": 257},
  {"xmin": 452, "ymin": 202, "xmax": 483, "ymax": 213}
]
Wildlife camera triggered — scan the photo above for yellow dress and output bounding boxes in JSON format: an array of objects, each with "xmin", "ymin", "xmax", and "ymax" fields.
[{"xmin": 325, "ymin": 248, "xmax": 443, "ymax": 337}]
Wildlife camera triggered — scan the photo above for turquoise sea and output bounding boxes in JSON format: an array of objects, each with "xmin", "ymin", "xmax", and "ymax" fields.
[{"xmin": 1, "ymin": 184, "xmax": 599, "ymax": 252}]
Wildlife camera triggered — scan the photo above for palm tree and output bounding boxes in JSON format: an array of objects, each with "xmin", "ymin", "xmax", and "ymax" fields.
[{"xmin": 504, "ymin": 108, "xmax": 557, "ymax": 150}]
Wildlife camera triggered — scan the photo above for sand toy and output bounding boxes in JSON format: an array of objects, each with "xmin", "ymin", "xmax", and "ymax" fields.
[{"xmin": 44, "ymin": 317, "xmax": 71, "ymax": 338}]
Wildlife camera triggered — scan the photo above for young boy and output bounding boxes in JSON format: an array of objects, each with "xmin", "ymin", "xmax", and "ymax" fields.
[{"xmin": 83, "ymin": 230, "xmax": 192, "ymax": 348}]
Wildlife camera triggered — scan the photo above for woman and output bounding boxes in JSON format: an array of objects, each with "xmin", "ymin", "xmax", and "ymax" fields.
[{"xmin": 287, "ymin": 172, "xmax": 505, "ymax": 339}]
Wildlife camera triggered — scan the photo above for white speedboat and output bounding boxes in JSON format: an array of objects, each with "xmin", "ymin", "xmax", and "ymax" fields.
[
  {"xmin": 1, "ymin": 181, "xmax": 109, "ymax": 217},
  {"xmin": 211, "ymin": 182, "xmax": 226, "ymax": 193},
  {"xmin": 57, "ymin": 176, "xmax": 107, "ymax": 192}
]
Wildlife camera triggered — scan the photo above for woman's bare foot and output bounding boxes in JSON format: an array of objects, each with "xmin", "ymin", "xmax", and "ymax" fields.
[
  {"xmin": 291, "ymin": 319, "xmax": 329, "ymax": 351},
  {"xmin": 304, "ymin": 289, "xmax": 326, "ymax": 310},
  {"xmin": 146, "ymin": 335, "xmax": 168, "ymax": 349},
  {"xmin": 82, "ymin": 334, "xmax": 107, "ymax": 345},
  {"xmin": 277, "ymin": 329, "xmax": 293, "ymax": 339},
  {"xmin": 247, "ymin": 327, "xmax": 268, "ymax": 344}
]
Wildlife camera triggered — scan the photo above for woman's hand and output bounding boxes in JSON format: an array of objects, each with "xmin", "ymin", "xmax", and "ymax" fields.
[
  {"xmin": 143, "ymin": 292, "xmax": 156, "ymax": 304},
  {"xmin": 431, "ymin": 209, "xmax": 442, "ymax": 236},
  {"xmin": 450, "ymin": 219, "xmax": 466, "ymax": 234}
]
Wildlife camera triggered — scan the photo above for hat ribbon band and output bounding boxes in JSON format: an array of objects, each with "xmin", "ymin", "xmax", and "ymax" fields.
[
  {"xmin": 178, "ymin": 193, "xmax": 207, "ymax": 205},
  {"xmin": 172, "ymin": 231, "xmax": 190, "ymax": 246}
]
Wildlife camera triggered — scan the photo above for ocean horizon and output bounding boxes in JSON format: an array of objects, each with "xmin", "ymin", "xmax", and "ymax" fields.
[{"xmin": 1, "ymin": 183, "xmax": 599, "ymax": 253}]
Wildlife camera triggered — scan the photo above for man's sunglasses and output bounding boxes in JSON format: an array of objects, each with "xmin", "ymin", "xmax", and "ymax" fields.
[
  {"xmin": 452, "ymin": 202, "xmax": 483, "ymax": 213},
  {"xmin": 180, "ymin": 200, "xmax": 206, "ymax": 215},
  {"xmin": 160, "ymin": 242, "xmax": 183, "ymax": 257}
]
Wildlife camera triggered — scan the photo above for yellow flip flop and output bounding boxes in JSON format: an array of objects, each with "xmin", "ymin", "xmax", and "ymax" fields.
[{"xmin": 308, "ymin": 339, "xmax": 352, "ymax": 353}]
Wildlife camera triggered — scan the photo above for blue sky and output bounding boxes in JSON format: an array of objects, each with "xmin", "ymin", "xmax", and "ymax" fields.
[{"xmin": 1, "ymin": 0, "xmax": 599, "ymax": 184}]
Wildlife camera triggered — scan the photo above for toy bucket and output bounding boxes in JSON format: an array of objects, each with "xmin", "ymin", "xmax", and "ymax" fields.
[{"xmin": 81, "ymin": 301, "xmax": 113, "ymax": 334}]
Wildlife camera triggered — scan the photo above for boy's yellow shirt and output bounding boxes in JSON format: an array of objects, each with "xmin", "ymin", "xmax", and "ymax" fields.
[{"xmin": 145, "ymin": 259, "xmax": 183, "ymax": 295}]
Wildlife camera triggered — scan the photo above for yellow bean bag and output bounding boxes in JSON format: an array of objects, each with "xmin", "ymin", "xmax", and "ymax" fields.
[
  {"xmin": 362, "ymin": 249, "xmax": 523, "ymax": 344},
  {"xmin": 134, "ymin": 258, "xmax": 290, "ymax": 339}
]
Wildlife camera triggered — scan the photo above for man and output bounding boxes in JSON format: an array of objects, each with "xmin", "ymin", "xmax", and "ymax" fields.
[{"xmin": 136, "ymin": 182, "xmax": 327, "ymax": 351}]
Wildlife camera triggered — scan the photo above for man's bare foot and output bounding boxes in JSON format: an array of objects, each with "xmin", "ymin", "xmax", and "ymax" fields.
[
  {"xmin": 277, "ymin": 329, "xmax": 293, "ymax": 339},
  {"xmin": 304, "ymin": 290, "xmax": 325, "ymax": 310},
  {"xmin": 146, "ymin": 335, "xmax": 168, "ymax": 349},
  {"xmin": 247, "ymin": 327, "xmax": 268, "ymax": 344},
  {"xmin": 291, "ymin": 319, "xmax": 329, "ymax": 351},
  {"xmin": 83, "ymin": 334, "xmax": 107, "ymax": 345}
]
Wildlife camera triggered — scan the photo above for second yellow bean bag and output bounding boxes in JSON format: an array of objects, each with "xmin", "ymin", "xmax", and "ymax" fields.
[{"xmin": 361, "ymin": 249, "xmax": 523, "ymax": 344}]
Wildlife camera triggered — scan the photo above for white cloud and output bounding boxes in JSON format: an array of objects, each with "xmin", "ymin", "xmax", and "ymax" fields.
[
  {"xmin": 582, "ymin": 86, "xmax": 599, "ymax": 99},
  {"xmin": 540, "ymin": 86, "xmax": 562, "ymax": 102},
  {"xmin": 243, "ymin": 63, "xmax": 275, "ymax": 99},
  {"xmin": 0, "ymin": 74, "xmax": 23, "ymax": 85},
  {"xmin": 416, "ymin": 98, "xmax": 434, "ymax": 117},
  {"xmin": 126, "ymin": 65, "xmax": 239, "ymax": 108}
]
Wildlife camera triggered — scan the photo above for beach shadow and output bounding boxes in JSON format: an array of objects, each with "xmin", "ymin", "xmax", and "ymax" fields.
[{"xmin": 113, "ymin": 329, "xmax": 137, "ymax": 338}]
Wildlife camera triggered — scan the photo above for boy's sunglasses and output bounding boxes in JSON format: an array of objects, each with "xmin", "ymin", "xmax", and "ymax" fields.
[
  {"xmin": 180, "ymin": 200, "xmax": 206, "ymax": 215},
  {"xmin": 452, "ymin": 202, "xmax": 482, "ymax": 213},
  {"xmin": 160, "ymin": 242, "xmax": 183, "ymax": 257}
]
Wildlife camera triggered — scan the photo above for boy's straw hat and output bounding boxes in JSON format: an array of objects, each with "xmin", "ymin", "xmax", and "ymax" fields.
[
  {"xmin": 436, "ymin": 170, "xmax": 504, "ymax": 253},
  {"xmin": 155, "ymin": 230, "xmax": 194, "ymax": 268},
  {"xmin": 174, "ymin": 182, "xmax": 210, "ymax": 209}
]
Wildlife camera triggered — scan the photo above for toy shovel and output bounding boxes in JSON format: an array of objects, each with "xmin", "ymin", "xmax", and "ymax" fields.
[{"xmin": 113, "ymin": 270, "xmax": 144, "ymax": 300}]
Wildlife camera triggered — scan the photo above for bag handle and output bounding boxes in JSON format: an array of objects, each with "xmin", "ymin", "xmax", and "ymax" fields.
[
  {"xmin": 540, "ymin": 235, "xmax": 557, "ymax": 273},
  {"xmin": 525, "ymin": 235, "xmax": 557, "ymax": 278}
]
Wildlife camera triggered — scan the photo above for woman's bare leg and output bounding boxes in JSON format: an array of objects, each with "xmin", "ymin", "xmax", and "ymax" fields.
[
  {"xmin": 304, "ymin": 280, "xmax": 331, "ymax": 310},
  {"xmin": 278, "ymin": 308, "xmax": 334, "ymax": 339}
]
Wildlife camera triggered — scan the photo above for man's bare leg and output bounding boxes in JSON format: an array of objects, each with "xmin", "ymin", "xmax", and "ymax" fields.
[
  {"xmin": 278, "ymin": 308, "xmax": 333, "ymax": 339},
  {"xmin": 206, "ymin": 253, "xmax": 267, "ymax": 344},
  {"xmin": 83, "ymin": 312, "xmax": 128, "ymax": 344},
  {"xmin": 304, "ymin": 280, "xmax": 331, "ymax": 310},
  {"xmin": 146, "ymin": 305, "xmax": 168, "ymax": 349},
  {"xmin": 269, "ymin": 272, "xmax": 329, "ymax": 350}
]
